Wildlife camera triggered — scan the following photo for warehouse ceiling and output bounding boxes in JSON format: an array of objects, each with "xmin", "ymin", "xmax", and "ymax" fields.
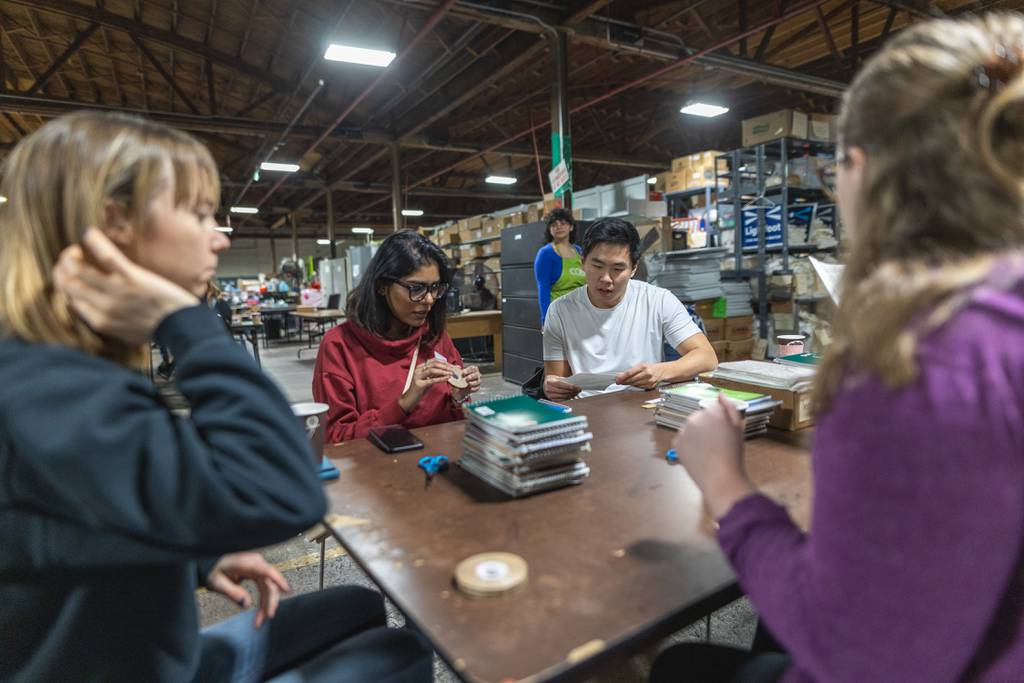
[{"xmin": 0, "ymin": 0, "xmax": 1011, "ymax": 240}]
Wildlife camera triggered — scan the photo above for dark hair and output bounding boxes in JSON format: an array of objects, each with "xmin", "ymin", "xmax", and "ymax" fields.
[
  {"xmin": 346, "ymin": 230, "xmax": 451, "ymax": 342},
  {"xmin": 581, "ymin": 217, "xmax": 640, "ymax": 265},
  {"xmin": 543, "ymin": 207, "xmax": 577, "ymax": 243}
]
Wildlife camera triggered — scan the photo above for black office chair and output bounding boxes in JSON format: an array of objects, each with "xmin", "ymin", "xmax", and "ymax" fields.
[{"xmin": 326, "ymin": 293, "xmax": 341, "ymax": 309}]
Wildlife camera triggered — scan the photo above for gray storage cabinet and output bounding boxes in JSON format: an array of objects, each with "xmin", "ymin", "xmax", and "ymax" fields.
[{"xmin": 500, "ymin": 221, "xmax": 548, "ymax": 384}]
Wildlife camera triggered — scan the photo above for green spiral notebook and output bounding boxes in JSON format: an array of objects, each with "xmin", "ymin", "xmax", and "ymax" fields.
[{"xmin": 464, "ymin": 395, "xmax": 587, "ymax": 437}]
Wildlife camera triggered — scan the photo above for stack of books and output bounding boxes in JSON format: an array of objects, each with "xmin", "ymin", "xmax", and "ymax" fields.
[
  {"xmin": 653, "ymin": 247, "xmax": 729, "ymax": 302},
  {"xmin": 655, "ymin": 382, "xmax": 778, "ymax": 438},
  {"xmin": 711, "ymin": 360, "xmax": 816, "ymax": 392},
  {"xmin": 773, "ymin": 352, "xmax": 820, "ymax": 368},
  {"xmin": 459, "ymin": 395, "xmax": 593, "ymax": 498},
  {"xmin": 721, "ymin": 281, "xmax": 754, "ymax": 316}
]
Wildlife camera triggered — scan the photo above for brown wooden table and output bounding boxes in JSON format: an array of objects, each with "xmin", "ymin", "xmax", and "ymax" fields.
[
  {"xmin": 324, "ymin": 390, "xmax": 811, "ymax": 683},
  {"xmin": 289, "ymin": 309, "xmax": 346, "ymax": 358},
  {"xmin": 447, "ymin": 310, "xmax": 502, "ymax": 371}
]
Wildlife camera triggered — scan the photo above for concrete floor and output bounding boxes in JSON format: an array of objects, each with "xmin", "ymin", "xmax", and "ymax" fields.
[{"xmin": 193, "ymin": 335, "xmax": 760, "ymax": 682}]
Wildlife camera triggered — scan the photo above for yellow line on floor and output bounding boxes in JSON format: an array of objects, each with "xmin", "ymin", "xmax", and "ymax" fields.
[
  {"xmin": 275, "ymin": 545, "xmax": 347, "ymax": 573},
  {"xmin": 195, "ymin": 546, "xmax": 348, "ymax": 595}
]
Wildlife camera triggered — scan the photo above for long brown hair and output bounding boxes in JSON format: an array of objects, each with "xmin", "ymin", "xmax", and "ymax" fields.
[
  {"xmin": 0, "ymin": 112, "xmax": 220, "ymax": 367},
  {"xmin": 816, "ymin": 13, "xmax": 1024, "ymax": 410}
]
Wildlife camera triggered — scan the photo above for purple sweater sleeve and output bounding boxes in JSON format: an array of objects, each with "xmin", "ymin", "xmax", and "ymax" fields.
[{"xmin": 718, "ymin": 359, "xmax": 1024, "ymax": 682}]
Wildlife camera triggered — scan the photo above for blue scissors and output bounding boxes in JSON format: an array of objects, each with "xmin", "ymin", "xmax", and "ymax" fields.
[{"xmin": 418, "ymin": 455, "xmax": 449, "ymax": 489}]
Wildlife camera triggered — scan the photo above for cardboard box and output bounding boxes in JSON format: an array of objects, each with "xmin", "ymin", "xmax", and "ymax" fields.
[
  {"xmin": 742, "ymin": 109, "xmax": 808, "ymax": 147},
  {"xmin": 693, "ymin": 298, "xmax": 719, "ymax": 321},
  {"xmin": 687, "ymin": 167, "xmax": 716, "ymax": 189},
  {"xmin": 702, "ymin": 372, "xmax": 814, "ymax": 431},
  {"xmin": 658, "ymin": 217, "xmax": 688, "ymax": 251},
  {"xmin": 772, "ymin": 312, "xmax": 796, "ymax": 330},
  {"xmin": 724, "ymin": 314, "xmax": 754, "ymax": 341},
  {"xmin": 479, "ymin": 240, "xmax": 500, "ymax": 257},
  {"xmin": 703, "ymin": 317, "xmax": 725, "ymax": 342},
  {"xmin": 711, "ymin": 340, "xmax": 728, "ymax": 361},
  {"xmin": 483, "ymin": 256, "xmax": 501, "ymax": 272},
  {"xmin": 507, "ymin": 211, "xmax": 526, "ymax": 227},
  {"xmin": 543, "ymin": 193, "xmax": 560, "ymax": 212},
  {"xmin": 466, "ymin": 215, "xmax": 483, "ymax": 230},
  {"xmin": 725, "ymin": 336, "xmax": 755, "ymax": 361},
  {"xmin": 671, "ymin": 156, "xmax": 690, "ymax": 173},
  {"xmin": 809, "ymin": 113, "xmax": 837, "ymax": 142},
  {"xmin": 665, "ymin": 172, "xmax": 688, "ymax": 194}
]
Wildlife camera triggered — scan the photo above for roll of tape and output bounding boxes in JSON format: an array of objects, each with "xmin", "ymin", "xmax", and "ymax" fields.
[{"xmin": 454, "ymin": 552, "xmax": 528, "ymax": 597}]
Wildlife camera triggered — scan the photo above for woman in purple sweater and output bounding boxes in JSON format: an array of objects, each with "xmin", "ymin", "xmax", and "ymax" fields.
[{"xmin": 653, "ymin": 14, "xmax": 1024, "ymax": 683}]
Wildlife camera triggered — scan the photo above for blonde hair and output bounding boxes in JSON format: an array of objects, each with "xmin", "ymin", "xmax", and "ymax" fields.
[
  {"xmin": 0, "ymin": 112, "xmax": 220, "ymax": 367},
  {"xmin": 816, "ymin": 13, "xmax": 1024, "ymax": 409}
]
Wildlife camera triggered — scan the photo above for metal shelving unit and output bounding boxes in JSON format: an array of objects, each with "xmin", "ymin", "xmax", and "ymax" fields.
[{"xmin": 716, "ymin": 138, "xmax": 838, "ymax": 339}]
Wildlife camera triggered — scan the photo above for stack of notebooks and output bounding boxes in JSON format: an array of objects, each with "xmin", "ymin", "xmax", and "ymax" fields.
[
  {"xmin": 721, "ymin": 281, "xmax": 754, "ymax": 316},
  {"xmin": 654, "ymin": 247, "xmax": 728, "ymax": 302},
  {"xmin": 459, "ymin": 395, "xmax": 593, "ymax": 498},
  {"xmin": 773, "ymin": 352, "xmax": 820, "ymax": 368},
  {"xmin": 655, "ymin": 382, "xmax": 778, "ymax": 438},
  {"xmin": 711, "ymin": 360, "xmax": 816, "ymax": 392}
]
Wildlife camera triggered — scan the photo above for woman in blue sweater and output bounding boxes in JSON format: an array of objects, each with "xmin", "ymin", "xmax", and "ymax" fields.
[
  {"xmin": 0, "ymin": 112, "xmax": 431, "ymax": 682},
  {"xmin": 534, "ymin": 208, "xmax": 586, "ymax": 324}
]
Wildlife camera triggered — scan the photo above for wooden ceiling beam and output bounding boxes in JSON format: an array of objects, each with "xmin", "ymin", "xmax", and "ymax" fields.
[
  {"xmin": 130, "ymin": 34, "xmax": 200, "ymax": 114},
  {"xmin": 23, "ymin": 9, "xmax": 78, "ymax": 98},
  {"xmin": 6, "ymin": 0, "xmax": 294, "ymax": 93}
]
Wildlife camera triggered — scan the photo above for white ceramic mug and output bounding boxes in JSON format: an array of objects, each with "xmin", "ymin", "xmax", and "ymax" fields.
[{"xmin": 290, "ymin": 402, "xmax": 329, "ymax": 465}]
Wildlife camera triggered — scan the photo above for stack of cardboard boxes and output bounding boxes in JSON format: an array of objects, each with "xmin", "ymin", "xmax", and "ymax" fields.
[
  {"xmin": 740, "ymin": 109, "xmax": 837, "ymax": 147},
  {"xmin": 663, "ymin": 150, "xmax": 727, "ymax": 195},
  {"xmin": 693, "ymin": 298, "xmax": 755, "ymax": 362}
]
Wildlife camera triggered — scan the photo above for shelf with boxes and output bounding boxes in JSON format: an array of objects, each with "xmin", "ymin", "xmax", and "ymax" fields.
[{"xmin": 716, "ymin": 134, "xmax": 840, "ymax": 340}]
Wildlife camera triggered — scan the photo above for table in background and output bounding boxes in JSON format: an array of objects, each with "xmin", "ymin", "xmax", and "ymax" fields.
[
  {"xmin": 289, "ymin": 309, "xmax": 346, "ymax": 358},
  {"xmin": 324, "ymin": 391, "xmax": 811, "ymax": 683},
  {"xmin": 229, "ymin": 322, "xmax": 263, "ymax": 368},
  {"xmin": 447, "ymin": 310, "xmax": 502, "ymax": 370}
]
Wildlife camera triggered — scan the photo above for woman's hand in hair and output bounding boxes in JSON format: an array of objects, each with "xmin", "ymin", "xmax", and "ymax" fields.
[
  {"xmin": 398, "ymin": 358, "xmax": 452, "ymax": 413},
  {"xmin": 672, "ymin": 393, "xmax": 755, "ymax": 521},
  {"xmin": 54, "ymin": 228, "xmax": 197, "ymax": 345},
  {"xmin": 451, "ymin": 365, "xmax": 481, "ymax": 403}
]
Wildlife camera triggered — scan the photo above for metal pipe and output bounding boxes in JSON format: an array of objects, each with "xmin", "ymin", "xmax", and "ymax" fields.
[
  {"xmin": 254, "ymin": 0, "xmax": 459, "ymax": 212},
  {"xmin": 232, "ymin": 78, "xmax": 325, "ymax": 208},
  {"xmin": 335, "ymin": 0, "xmax": 834, "ymax": 221},
  {"xmin": 550, "ymin": 28, "xmax": 571, "ymax": 207}
]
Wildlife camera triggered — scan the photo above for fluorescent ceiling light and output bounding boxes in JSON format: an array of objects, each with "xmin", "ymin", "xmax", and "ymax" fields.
[
  {"xmin": 260, "ymin": 162, "xmax": 301, "ymax": 173},
  {"xmin": 316, "ymin": 239, "xmax": 333, "ymax": 245},
  {"xmin": 324, "ymin": 44, "xmax": 396, "ymax": 67},
  {"xmin": 647, "ymin": 177, "xmax": 657, "ymax": 185},
  {"xmin": 352, "ymin": 227, "xmax": 375, "ymax": 234},
  {"xmin": 230, "ymin": 206, "xmax": 259, "ymax": 214},
  {"xmin": 485, "ymin": 175, "xmax": 517, "ymax": 185},
  {"xmin": 401, "ymin": 209, "xmax": 424, "ymax": 217},
  {"xmin": 215, "ymin": 226, "xmax": 233, "ymax": 233},
  {"xmin": 680, "ymin": 102, "xmax": 729, "ymax": 118}
]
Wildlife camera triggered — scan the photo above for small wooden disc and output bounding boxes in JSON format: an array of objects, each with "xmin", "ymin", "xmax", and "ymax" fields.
[
  {"xmin": 448, "ymin": 374, "xmax": 468, "ymax": 389},
  {"xmin": 454, "ymin": 552, "xmax": 528, "ymax": 597}
]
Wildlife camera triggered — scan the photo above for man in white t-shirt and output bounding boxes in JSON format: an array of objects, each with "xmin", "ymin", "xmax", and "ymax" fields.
[{"xmin": 542, "ymin": 218, "xmax": 718, "ymax": 399}]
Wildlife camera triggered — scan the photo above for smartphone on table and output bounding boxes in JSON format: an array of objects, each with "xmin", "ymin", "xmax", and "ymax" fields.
[{"xmin": 368, "ymin": 425, "xmax": 424, "ymax": 454}]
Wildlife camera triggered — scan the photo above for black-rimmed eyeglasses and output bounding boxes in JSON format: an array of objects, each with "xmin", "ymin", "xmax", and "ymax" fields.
[{"xmin": 394, "ymin": 280, "xmax": 449, "ymax": 302}]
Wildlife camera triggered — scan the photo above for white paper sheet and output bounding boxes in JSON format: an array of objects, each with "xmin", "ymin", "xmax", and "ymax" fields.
[
  {"xmin": 557, "ymin": 372, "xmax": 621, "ymax": 391},
  {"xmin": 809, "ymin": 256, "xmax": 844, "ymax": 304}
]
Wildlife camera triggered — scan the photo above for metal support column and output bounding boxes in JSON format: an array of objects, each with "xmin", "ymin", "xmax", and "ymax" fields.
[
  {"xmin": 549, "ymin": 28, "xmax": 571, "ymax": 207},
  {"xmin": 269, "ymin": 235, "xmax": 277, "ymax": 273},
  {"xmin": 391, "ymin": 143, "xmax": 402, "ymax": 232},
  {"xmin": 290, "ymin": 213, "xmax": 299, "ymax": 262},
  {"xmin": 326, "ymin": 188, "xmax": 336, "ymax": 259}
]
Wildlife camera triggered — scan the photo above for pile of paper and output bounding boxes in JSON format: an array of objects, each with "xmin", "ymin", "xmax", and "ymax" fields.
[
  {"xmin": 655, "ymin": 382, "xmax": 777, "ymax": 438},
  {"xmin": 721, "ymin": 280, "xmax": 753, "ymax": 316},
  {"xmin": 652, "ymin": 247, "xmax": 729, "ymax": 302},
  {"xmin": 710, "ymin": 360, "xmax": 816, "ymax": 392},
  {"xmin": 459, "ymin": 395, "xmax": 592, "ymax": 498}
]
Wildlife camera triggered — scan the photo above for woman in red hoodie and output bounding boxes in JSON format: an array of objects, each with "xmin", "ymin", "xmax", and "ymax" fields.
[{"xmin": 313, "ymin": 231, "xmax": 481, "ymax": 442}]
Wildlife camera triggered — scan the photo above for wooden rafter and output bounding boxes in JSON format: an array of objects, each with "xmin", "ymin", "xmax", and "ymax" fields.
[
  {"xmin": 815, "ymin": 7, "xmax": 845, "ymax": 75},
  {"xmin": 131, "ymin": 34, "xmax": 200, "ymax": 114},
  {"xmin": 24, "ymin": 9, "xmax": 76, "ymax": 98},
  {"xmin": 762, "ymin": 0, "xmax": 857, "ymax": 61},
  {"xmin": 67, "ymin": 18, "xmax": 101, "ymax": 103},
  {"xmin": 7, "ymin": 0, "xmax": 294, "ymax": 93}
]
